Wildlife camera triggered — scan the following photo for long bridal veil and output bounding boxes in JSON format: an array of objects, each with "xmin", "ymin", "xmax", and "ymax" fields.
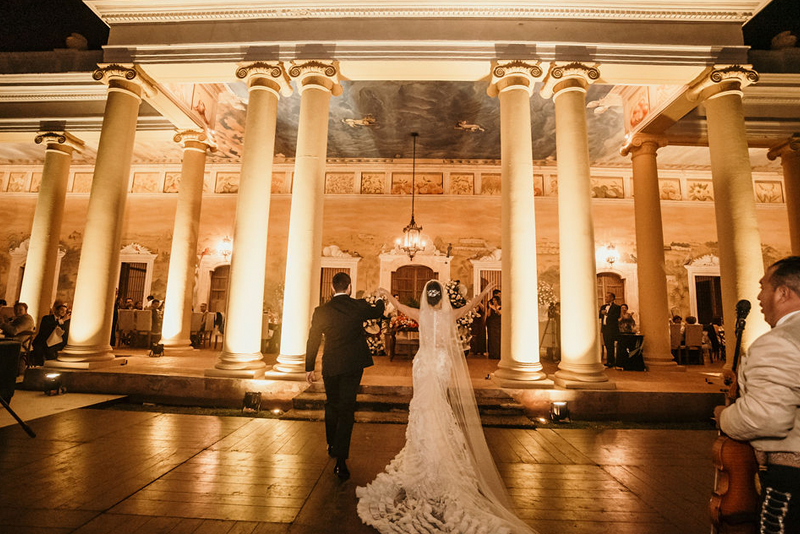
[
  {"xmin": 418, "ymin": 281, "xmax": 534, "ymax": 533},
  {"xmin": 357, "ymin": 280, "xmax": 536, "ymax": 533}
]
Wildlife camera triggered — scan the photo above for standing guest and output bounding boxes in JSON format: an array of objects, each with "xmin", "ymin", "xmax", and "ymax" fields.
[
  {"xmin": 0, "ymin": 302, "xmax": 35, "ymax": 337},
  {"xmin": 717, "ymin": 256, "xmax": 800, "ymax": 533},
  {"xmin": 31, "ymin": 300, "xmax": 71, "ymax": 365},
  {"xmin": 485, "ymin": 289, "xmax": 502, "ymax": 359},
  {"xmin": 305, "ymin": 272, "xmax": 385, "ymax": 480},
  {"xmin": 470, "ymin": 298, "xmax": 487, "ymax": 356},
  {"xmin": 151, "ymin": 299, "xmax": 163, "ymax": 341},
  {"xmin": 599, "ymin": 292, "xmax": 621, "ymax": 368},
  {"xmin": 143, "ymin": 295, "xmax": 154, "ymax": 309}
]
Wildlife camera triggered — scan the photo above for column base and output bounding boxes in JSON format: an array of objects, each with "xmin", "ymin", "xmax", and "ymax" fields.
[
  {"xmin": 271, "ymin": 354, "xmax": 306, "ymax": 375},
  {"xmin": 493, "ymin": 361, "xmax": 549, "ymax": 386},
  {"xmin": 161, "ymin": 338, "xmax": 193, "ymax": 351},
  {"xmin": 57, "ymin": 344, "xmax": 116, "ymax": 362},
  {"xmin": 44, "ymin": 358, "xmax": 127, "ymax": 370},
  {"xmin": 491, "ymin": 374, "xmax": 554, "ymax": 389},
  {"xmin": 553, "ymin": 362, "xmax": 615, "ymax": 389},
  {"xmin": 207, "ymin": 351, "xmax": 266, "ymax": 378},
  {"xmin": 265, "ymin": 366, "xmax": 308, "ymax": 381},
  {"xmin": 645, "ymin": 358, "xmax": 686, "ymax": 371}
]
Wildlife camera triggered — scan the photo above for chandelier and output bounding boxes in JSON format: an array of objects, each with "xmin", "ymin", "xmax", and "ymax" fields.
[{"xmin": 399, "ymin": 132, "xmax": 424, "ymax": 260}]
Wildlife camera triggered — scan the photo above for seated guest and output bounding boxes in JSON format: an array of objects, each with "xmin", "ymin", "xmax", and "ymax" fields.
[
  {"xmin": 619, "ymin": 304, "xmax": 636, "ymax": 333},
  {"xmin": 0, "ymin": 301, "xmax": 35, "ymax": 337},
  {"xmin": 685, "ymin": 315, "xmax": 698, "ymax": 325},
  {"xmin": 31, "ymin": 300, "xmax": 71, "ymax": 365},
  {"xmin": 124, "ymin": 298, "xmax": 135, "ymax": 309}
]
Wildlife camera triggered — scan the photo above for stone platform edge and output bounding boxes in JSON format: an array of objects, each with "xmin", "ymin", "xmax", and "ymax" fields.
[{"xmin": 20, "ymin": 368, "xmax": 724, "ymax": 423}]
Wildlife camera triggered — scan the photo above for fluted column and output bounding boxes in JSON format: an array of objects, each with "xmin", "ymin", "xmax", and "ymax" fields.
[
  {"xmin": 768, "ymin": 135, "xmax": 800, "ymax": 255},
  {"xmin": 20, "ymin": 132, "xmax": 84, "ymax": 327},
  {"xmin": 52, "ymin": 65, "xmax": 147, "ymax": 368},
  {"xmin": 689, "ymin": 66, "xmax": 769, "ymax": 349},
  {"xmin": 269, "ymin": 61, "xmax": 341, "ymax": 380},
  {"xmin": 207, "ymin": 63, "xmax": 291, "ymax": 378},
  {"xmin": 486, "ymin": 61, "xmax": 549, "ymax": 386},
  {"xmin": 541, "ymin": 63, "xmax": 612, "ymax": 388},
  {"xmin": 620, "ymin": 135, "xmax": 676, "ymax": 368},
  {"xmin": 161, "ymin": 130, "xmax": 215, "ymax": 351}
]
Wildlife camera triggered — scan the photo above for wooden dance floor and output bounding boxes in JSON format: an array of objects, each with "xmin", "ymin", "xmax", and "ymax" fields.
[{"xmin": 0, "ymin": 407, "xmax": 717, "ymax": 534}]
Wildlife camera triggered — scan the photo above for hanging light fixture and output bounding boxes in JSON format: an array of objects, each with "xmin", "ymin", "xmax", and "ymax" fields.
[
  {"xmin": 219, "ymin": 236, "xmax": 233, "ymax": 260},
  {"xmin": 398, "ymin": 132, "xmax": 424, "ymax": 260}
]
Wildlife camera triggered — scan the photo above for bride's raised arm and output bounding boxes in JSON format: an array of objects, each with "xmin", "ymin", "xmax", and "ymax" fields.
[
  {"xmin": 455, "ymin": 283, "xmax": 495, "ymax": 320},
  {"xmin": 377, "ymin": 288, "xmax": 420, "ymax": 321}
]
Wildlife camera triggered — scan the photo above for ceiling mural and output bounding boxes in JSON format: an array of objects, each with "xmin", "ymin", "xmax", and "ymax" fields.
[{"xmin": 210, "ymin": 80, "xmax": 626, "ymax": 164}]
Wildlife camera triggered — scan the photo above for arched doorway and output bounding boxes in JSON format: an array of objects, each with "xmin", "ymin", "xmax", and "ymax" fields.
[
  {"xmin": 209, "ymin": 265, "xmax": 230, "ymax": 313},
  {"xmin": 392, "ymin": 265, "xmax": 435, "ymax": 305},
  {"xmin": 597, "ymin": 272, "xmax": 625, "ymax": 307}
]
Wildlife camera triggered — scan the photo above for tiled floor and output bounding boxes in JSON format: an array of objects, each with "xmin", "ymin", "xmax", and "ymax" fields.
[{"xmin": 0, "ymin": 408, "xmax": 719, "ymax": 534}]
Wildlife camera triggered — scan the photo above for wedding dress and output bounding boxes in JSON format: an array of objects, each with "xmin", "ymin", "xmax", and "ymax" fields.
[{"xmin": 356, "ymin": 281, "xmax": 537, "ymax": 534}]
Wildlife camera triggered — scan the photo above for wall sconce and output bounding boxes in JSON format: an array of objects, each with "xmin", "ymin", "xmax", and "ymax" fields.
[
  {"xmin": 550, "ymin": 401, "xmax": 570, "ymax": 423},
  {"xmin": 219, "ymin": 236, "xmax": 233, "ymax": 260},
  {"xmin": 43, "ymin": 373, "xmax": 65, "ymax": 396},
  {"xmin": 242, "ymin": 391, "xmax": 261, "ymax": 414},
  {"xmin": 596, "ymin": 244, "xmax": 620, "ymax": 267}
]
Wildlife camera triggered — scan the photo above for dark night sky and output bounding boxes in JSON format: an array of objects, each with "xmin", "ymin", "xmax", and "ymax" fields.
[{"xmin": 0, "ymin": 0, "xmax": 798, "ymax": 52}]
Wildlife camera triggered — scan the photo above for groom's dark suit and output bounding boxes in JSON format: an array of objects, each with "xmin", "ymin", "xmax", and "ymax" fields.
[{"xmin": 306, "ymin": 294, "xmax": 385, "ymax": 460}]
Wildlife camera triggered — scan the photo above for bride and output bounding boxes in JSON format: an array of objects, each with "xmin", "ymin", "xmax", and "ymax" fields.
[{"xmin": 357, "ymin": 281, "xmax": 537, "ymax": 534}]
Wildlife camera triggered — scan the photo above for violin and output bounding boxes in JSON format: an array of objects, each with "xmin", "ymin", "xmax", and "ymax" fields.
[{"xmin": 709, "ymin": 300, "xmax": 760, "ymax": 534}]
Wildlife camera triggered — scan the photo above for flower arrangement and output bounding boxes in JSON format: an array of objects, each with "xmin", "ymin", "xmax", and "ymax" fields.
[
  {"xmin": 390, "ymin": 313, "xmax": 419, "ymax": 331},
  {"xmin": 446, "ymin": 280, "xmax": 479, "ymax": 348},
  {"xmin": 362, "ymin": 293, "xmax": 389, "ymax": 355}
]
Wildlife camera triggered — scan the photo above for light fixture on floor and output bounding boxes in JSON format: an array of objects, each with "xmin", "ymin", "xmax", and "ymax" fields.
[
  {"xmin": 43, "ymin": 373, "xmax": 65, "ymax": 396},
  {"xmin": 396, "ymin": 132, "xmax": 425, "ymax": 260},
  {"xmin": 242, "ymin": 391, "xmax": 261, "ymax": 414},
  {"xmin": 550, "ymin": 401, "xmax": 570, "ymax": 423}
]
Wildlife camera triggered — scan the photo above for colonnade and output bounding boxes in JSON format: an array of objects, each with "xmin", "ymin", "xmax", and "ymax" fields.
[{"xmin": 16, "ymin": 60, "xmax": 779, "ymax": 379}]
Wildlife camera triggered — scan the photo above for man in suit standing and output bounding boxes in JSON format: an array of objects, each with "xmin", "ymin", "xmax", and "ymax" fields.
[
  {"xmin": 599, "ymin": 292, "xmax": 621, "ymax": 368},
  {"xmin": 305, "ymin": 272, "xmax": 385, "ymax": 480}
]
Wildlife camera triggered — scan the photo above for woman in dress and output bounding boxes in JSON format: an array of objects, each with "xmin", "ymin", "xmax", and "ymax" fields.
[
  {"xmin": 357, "ymin": 281, "xmax": 537, "ymax": 534},
  {"xmin": 485, "ymin": 294, "xmax": 501, "ymax": 359}
]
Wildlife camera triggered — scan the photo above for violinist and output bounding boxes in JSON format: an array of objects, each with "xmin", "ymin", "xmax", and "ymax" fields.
[{"xmin": 716, "ymin": 256, "xmax": 800, "ymax": 533}]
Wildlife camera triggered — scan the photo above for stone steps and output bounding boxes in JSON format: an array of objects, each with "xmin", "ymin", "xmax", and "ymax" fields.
[{"xmin": 283, "ymin": 383, "xmax": 536, "ymax": 428}]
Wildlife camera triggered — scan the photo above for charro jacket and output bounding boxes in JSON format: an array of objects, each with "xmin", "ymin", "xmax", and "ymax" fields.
[{"xmin": 720, "ymin": 311, "xmax": 800, "ymax": 453}]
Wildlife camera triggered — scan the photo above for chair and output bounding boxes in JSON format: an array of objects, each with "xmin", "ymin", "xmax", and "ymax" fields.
[
  {"xmin": 116, "ymin": 309, "xmax": 135, "ymax": 347},
  {"xmin": 133, "ymin": 310, "xmax": 153, "ymax": 348},
  {"xmin": 669, "ymin": 323, "xmax": 683, "ymax": 362},
  {"xmin": 682, "ymin": 323, "xmax": 704, "ymax": 365},
  {"xmin": 14, "ymin": 330, "xmax": 35, "ymax": 375}
]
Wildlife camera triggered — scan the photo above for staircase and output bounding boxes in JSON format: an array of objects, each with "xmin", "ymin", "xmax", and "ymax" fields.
[{"xmin": 282, "ymin": 382, "xmax": 536, "ymax": 428}]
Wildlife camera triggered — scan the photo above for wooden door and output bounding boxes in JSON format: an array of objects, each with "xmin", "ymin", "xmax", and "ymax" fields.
[
  {"xmin": 209, "ymin": 265, "xmax": 230, "ymax": 313},
  {"xmin": 695, "ymin": 275, "xmax": 722, "ymax": 324},
  {"xmin": 597, "ymin": 273, "xmax": 625, "ymax": 308},
  {"xmin": 391, "ymin": 265, "xmax": 435, "ymax": 305},
  {"xmin": 118, "ymin": 262, "xmax": 147, "ymax": 305}
]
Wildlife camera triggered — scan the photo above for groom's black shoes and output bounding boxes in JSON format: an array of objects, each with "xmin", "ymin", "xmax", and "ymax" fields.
[{"xmin": 333, "ymin": 459, "xmax": 350, "ymax": 480}]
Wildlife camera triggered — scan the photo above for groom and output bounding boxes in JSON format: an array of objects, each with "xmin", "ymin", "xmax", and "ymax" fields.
[{"xmin": 305, "ymin": 272, "xmax": 385, "ymax": 480}]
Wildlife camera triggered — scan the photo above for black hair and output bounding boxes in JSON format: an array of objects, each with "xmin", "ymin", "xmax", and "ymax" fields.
[
  {"xmin": 426, "ymin": 281, "xmax": 443, "ymax": 306},
  {"xmin": 768, "ymin": 256, "xmax": 800, "ymax": 298},
  {"xmin": 332, "ymin": 272, "xmax": 351, "ymax": 292}
]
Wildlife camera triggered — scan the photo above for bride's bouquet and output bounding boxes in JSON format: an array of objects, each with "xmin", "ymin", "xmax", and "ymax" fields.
[{"xmin": 446, "ymin": 280, "xmax": 478, "ymax": 347}]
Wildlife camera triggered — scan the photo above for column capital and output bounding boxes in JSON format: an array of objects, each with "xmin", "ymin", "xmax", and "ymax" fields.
[
  {"xmin": 767, "ymin": 134, "xmax": 800, "ymax": 161},
  {"xmin": 620, "ymin": 133, "xmax": 668, "ymax": 157},
  {"xmin": 687, "ymin": 65, "xmax": 759, "ymax": 102},
  {"xmin": 486, "ymin": 60, "xmax": 545, "ymax": 98},
  {"xmin": 235, "ymin": 61, "xmax": 293, "ymax": 97},
  {"xmin": 540, "ymin": 62, "xmax": 600, "ymax": 100},
  {"xmin": 286, "ymin": 60, "xmax": 342, "ymax": 96},
  {"xmin": 173, "ymin": 129, "xmax": 217, "ymax": 152},
  {"xmin": 34, "ymin": 131, "xmax": 85, "ymax": 154},
  {"xmin": 92, "ymin": 64, "xmax": 155, "ymax": 99}
]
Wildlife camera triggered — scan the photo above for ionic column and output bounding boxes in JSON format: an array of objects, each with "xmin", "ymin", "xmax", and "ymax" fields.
[
  {"xmin": 20, "ymin": 132, "xmax": 84, "ymax": 327},
  {"xmin": 767, "ymin": 135, "xmax": 800, "ymax": 255},
  {"xmin": 541, "ymin": 63, "xmax": 612, "ymax": 388},
  {"xmin": 689, "ymin": 66, "xmax": 769, "ymax": 349},
  {"xmin": 52, "ymin": 65, "xmax": 148, "ymax": 368},
  {"xmin": 620, "ymin": 135, "xmax": 676, "ymax": 368},
  {"xmin": 207, "ymin": 63, "xmax": 291, "ymax": 378},
  {"xmin": 486, "ymin": 61, "xmax": 549, "ymax": 386},
  {"xmin": 161, "ymin": 130, "xmax": 215, "ymax": 351},
  {"xmin": 269, "ymin": 61, "xmax": 341, "ymax": 380}
]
